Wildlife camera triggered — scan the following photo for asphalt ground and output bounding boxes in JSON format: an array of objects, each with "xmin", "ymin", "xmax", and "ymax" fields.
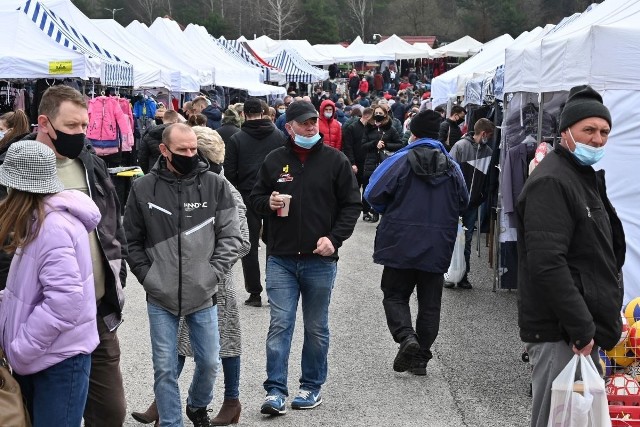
[{"xmin": 119, "ymin": 218, "xmax": 532, "ymax": 426}]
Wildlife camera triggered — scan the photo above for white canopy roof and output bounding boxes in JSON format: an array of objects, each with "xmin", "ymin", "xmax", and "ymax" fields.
[
  {"xmin": 0, "ymin": 9, "xmax": 99, "ymax": 80},
  {"xmin": 92, "ymin": 19, "xmax": 199, "ymax": 92},
  {"xmin": 246, "ymin": 37, "xmax": 333, "ymax": 65},
  {"xmin": 245, "ymin": 35, "xmax": 280, "ymax": 59},
  {"xmin": 312, "ymin": 44, "xmax": 363, "ymax": 63},
  {"xmin": 412, "ymin": 42, "xmax": 437, "ymax": 59},
  {"xmin": 376, "ymin": 35, "xmax": 429, "ymax": 60},
  {"xmin": 504, "ymin": 0, "xmax": 640, "ymax": 93},
  {"xmin": 431, "ymin": 34, "xmax": 514, "ymax": 106},
  {"xmin": 345, "ymin": 36, "xmax": 394, "ymax": 62},
  {"xmin": 432, "ymin": 35, "xmax": 483, "ymax": 58}
]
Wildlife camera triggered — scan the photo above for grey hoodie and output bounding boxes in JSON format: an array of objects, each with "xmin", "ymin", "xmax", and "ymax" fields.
[{"xmin": 124, "ymin": 156, "xmax": 242, "ymax": 316}]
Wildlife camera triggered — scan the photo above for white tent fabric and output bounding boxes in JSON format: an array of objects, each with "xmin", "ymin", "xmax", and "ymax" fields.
[
  {"xmin": 181, "ymin": 24, "xmax": 282, "ymax": 96},
  {"xmin": 431, "ymin": 34, "xmax": 514, "ymax": 106},
  {"xmin": 345, "ymin": 36, "xmax": 394, "ymax": 62},
  {"xmin": 278, "ymin": 40, "xmax": 333, "ymax": 65},
  {"xmin": 27, "ymin": 0, "xmax": 176, "ymax": 89},
  {"xmin": 432, "ymin": 35, "xmax": 483, "ymax": 58},
  {"xmin": 412, "ymin": 42, "xmax": 437, "ymax": 59},
  {"xmin": 219, "ymin": 37, "xmax": 287, "ymax": 84},
  {"xmin": 245, "ymin": 35, "xmax": 280, "ymax": 59},
  {"xmin": 126, "ymin": 20, "xmax": 213, "ymax": 87},
  {"xmin": 20, "ymin": 0, "xmax": 133, "ymax": 85},
  {"xmin": 270, "ymin": 48, "xmax": 328, "ymax": 83},
  {"xmin": 0, "ymin": 9, "xmax": 99, "ymax": 79},
  {"xmin": 312, "ymin": 44, "xmax": 363, "ymax": 63},
  {"xmin": 502, "ymin": 0, "xmax": 640, "ymax": 301},
  {"xmin": 92, "ymin": 19, "xmax": 199, "ymax": 92},
  {"xmin": 377, "ymin": 35, "xmax": 428, "ymax": 60}
]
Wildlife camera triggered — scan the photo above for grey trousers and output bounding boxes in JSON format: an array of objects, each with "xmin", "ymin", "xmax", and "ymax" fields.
[{"xmin": 526, "ymin": 341, "xmax": 600, "ymax": 427}]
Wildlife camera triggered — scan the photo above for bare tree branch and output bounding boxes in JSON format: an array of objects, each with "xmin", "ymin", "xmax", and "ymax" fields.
[
  {"xmin": 134, "ymin": 0, "xmax": 159, "ymax": 23},
  {"xmin": 345, "ymin": 0, "xmax": 367, "ymax": 39},
  {"xmin": 261, "ymin": 0, "xmax": 301, "ymax": 39}
]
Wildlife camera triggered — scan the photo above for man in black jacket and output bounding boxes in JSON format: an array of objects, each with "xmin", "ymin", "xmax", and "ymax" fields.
[
  {"xmin": 0, "ymin": 85, "xmax": 128, "ymax": 426},
  {"xmin": 224, "ymin": 98, "xmax": 287, "ymax": 307},
  {"xmin": 438, "ymin": 105, "xmax": 466, "ymax": 151},
  {"xmin": 343, "ymin": 107, "xmax": 373, "ymax": 220},
  {"xmin": 251, "ymin": 101, "xmax": 360, "ymax": 415},
  {"xmin": 517, "ymin": 85, "xmax": 625, "ymax": 427}
]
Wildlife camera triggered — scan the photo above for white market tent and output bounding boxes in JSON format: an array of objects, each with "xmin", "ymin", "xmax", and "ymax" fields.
[
  {"xmin": 92, "ymin": 19, "xmax": 199, "ymax": 92},
  {"xmin": 218, "ymin": 37, "xmax": 287, "ymax": 85},
  {"xmin": 431, "ymin": 34, "xmax": 514, "ymax": 106},
  {"xmin": 503, "ymin": 0, "xmax": 640, "ymax": 302},
  {"xmin": 126, "ymin": 20, "xmax": 213, "ymax": 88},
  {"xmin": 377, "ymin": 34, "xmax": 429, "ymax": 60},
  {"xmin": 12, "ymin": 0, "xmax": 133, "ymax": 86},
  {"xmin": 412, "ymin": 42, "xmax": 437, "ymax": 59},
  {"xmin": 182, "ymin": 24, "xmax": 284, "ymax": 96},
  {"xmin": 270, "ymin": 47, "xmax": 329, "ymax": 83},
  {"xmin": 432, "ymin": 35, "xmax": 483, "ymax": 58},
  {"xmin": 245, "ymin": 35, "xmax": 280, "ymax": 59},
  {"xmin": 312, "ymin": 44, "xmax": 363, "ymax": 63},
  {"xmin": 0, "ymin": 9, "xmax": 100, "ymax": 80},
  {"xmin": 345, "ymin": 36, "xmax": 394, "ymax": 62},
  {"xmin": 278, "ymin": 40, "xmax": 333, "ymax": 65}
]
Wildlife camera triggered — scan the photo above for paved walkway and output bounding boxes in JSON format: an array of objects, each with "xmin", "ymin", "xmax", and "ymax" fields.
[{"xmin": 119, "ymin": 219, "xmax": 532, "ymax": 426}]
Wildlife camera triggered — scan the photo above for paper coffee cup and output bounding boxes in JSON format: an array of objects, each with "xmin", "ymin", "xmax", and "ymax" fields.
[{"xmin": 277, "ymin": 194, "xmax": 292, "ymax": 217}]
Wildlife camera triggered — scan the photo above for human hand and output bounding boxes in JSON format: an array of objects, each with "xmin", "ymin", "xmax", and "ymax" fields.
[
  {"xmin": 352, "ymin": 165, "xmax": 358, "ymax": 174},
  {"xmin": 572, "ymin": 339, "xmax": 594, "ymax": 356},
  {"xmin": 313, "ymin": 236, "xmax": 335, "ymax": 256},
  {"xmin": 377, "ymin": 141, "xmax": 385, "ymax": 150},
  {"xmin": 269, "ymin": 191, "xmax": 285, "ymax": 211}
]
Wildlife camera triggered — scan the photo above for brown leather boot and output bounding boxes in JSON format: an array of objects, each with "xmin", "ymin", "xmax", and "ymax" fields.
[
  {"xmin": 210, "ymin": 399, "xmax": 241, "ymax": 426},
  {"xmin": 131, "ymin": 400, "xmax": 159, "ymax": 425}
]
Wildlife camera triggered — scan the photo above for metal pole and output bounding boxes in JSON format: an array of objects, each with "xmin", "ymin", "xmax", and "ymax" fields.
[{"xmin": 537, "ymin": 92, "xmax": 544, "ymax": 143}]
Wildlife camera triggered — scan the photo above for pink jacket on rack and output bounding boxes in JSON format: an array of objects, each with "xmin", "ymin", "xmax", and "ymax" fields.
[{"xmin": 87, "ymin": 96, "xmax": 134, "ymax": 156}]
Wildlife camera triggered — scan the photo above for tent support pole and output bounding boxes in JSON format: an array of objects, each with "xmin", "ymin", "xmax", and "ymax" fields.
[{"xmin": 537, "ymin": 92, "xmax": 544, "ymax": 143}]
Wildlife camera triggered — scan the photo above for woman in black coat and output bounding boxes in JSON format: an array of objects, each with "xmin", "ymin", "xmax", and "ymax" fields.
[{"xmin": 360, "ymin": 103, "xmax": 403, "ymax": 222}]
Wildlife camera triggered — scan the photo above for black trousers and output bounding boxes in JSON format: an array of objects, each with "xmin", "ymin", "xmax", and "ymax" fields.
[
  {"xmin": 381, "ymin": 267, "xmax": 443, "ymax": 362},
  {"xmin": 241, "ymin": 194, "xmax": 265, "ymax": 295}
]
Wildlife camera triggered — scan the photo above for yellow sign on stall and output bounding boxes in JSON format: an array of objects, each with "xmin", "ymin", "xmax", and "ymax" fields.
[{"xmin": 49, "ymin": 60, "xmax": 73, "ymax": 75}]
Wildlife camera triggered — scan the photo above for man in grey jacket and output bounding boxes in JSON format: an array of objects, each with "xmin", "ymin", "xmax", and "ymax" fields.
[{"xmin": 124, "ymin": 123, "xmax": 243, "ymax": 427}]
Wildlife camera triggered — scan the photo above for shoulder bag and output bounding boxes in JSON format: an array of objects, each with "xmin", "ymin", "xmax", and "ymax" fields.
[{"xmin": 0, "ymin": 347, "xmax": 31, "ymax": 427}]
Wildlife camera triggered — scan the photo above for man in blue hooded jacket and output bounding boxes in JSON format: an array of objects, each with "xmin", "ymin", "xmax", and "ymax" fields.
[{"xmin": 365, "ymin": 110, "xmax": 469, "ymax": 375}]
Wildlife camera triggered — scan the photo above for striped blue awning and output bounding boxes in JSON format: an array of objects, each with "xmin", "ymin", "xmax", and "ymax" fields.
[
  {"xmin": 21, "ymin": 0, "xmax": 133, "ymax": 86},
  {"xmin": 217, "ymin": 38, "xmax": 276, "ymax": 82},
  {"xmin": 271, "ymin": 49, "xmax": 327, "ymax": 84}
]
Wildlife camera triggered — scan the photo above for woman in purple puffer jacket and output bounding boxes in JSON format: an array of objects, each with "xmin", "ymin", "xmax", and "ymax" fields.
[{"xmin": 0, "ymin": 141, "xmax": 101, "ymax": 427}]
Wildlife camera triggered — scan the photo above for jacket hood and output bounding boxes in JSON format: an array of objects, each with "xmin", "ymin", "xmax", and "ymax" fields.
[
  {"xmin": 241, "ymin": 118, "xmax": 277, "ymax": 140},
  {"xmin": 44, "ymin": 190, "xmax": 101, "ymax": 232},
  {"xmin": 319, "ymin": 99, "xmax": 336, "ymax": 120},
  {"xmin": 408, "ymin": 145, "xmax": 453, "ymax": 185},
  {"xmin": 202, "ymin": 105, "xmax": 222, "ymax": 121}
]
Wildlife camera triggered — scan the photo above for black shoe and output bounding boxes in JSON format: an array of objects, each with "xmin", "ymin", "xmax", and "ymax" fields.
[
  {"xmin": 186, "ymin": 404, "xmax": 211, "ymax": 427},
  {"xmin": 443, "ymin": 281, "xmax": 455, "ymax": 289},
  {"xmin": 393, "ymin": 335, "xmax": 420, "ymax": 372},
  {"xmin": 363, "ymin": 213, "xmax": 373, "ymax": 222},
  {"xmin": 370, "ymin": 212, "xmax": 379, "ymax": 223},
  {"xmin": 409, "ymin": 359, "xmax": 428, "ymax": 376},
  {"xmin": 244, "ymin": 293, "xmax": 262, "ymax": 307},
  {"xmin": 457, "ymin": 276, "xmax": 472, "ymax": 289}
]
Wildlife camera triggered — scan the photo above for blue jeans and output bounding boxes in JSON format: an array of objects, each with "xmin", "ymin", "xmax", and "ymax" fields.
[
  {"xmin": 263, "ymin": 255, "xmax": 337, "ymax": 396},
  {"xmin": 222, "ymin": 356, "xmax": 240, "ymax": 399},
  {"xmin": 15, "ymin": 353, "xmax": 91, "ymax": 427},
  {"xmin": 147, "ymin": 302, "xmax": 220, "ymax": 427},
  {"xmin": 462, "ymin": 207, "xmax": 479, "ymax": 274}
]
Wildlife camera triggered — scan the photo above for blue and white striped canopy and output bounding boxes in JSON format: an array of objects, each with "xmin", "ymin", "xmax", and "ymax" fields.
[
  {"xmin": 21, "ymin": 0, "xmax": 133, "ymax": 86},
  {"xmin": 271, "ymin": 48, "xmax": 328, "ymax": 84},
  {"xmin": 217, "ymin": 38, "xmax": 286, "ymax": 84}
]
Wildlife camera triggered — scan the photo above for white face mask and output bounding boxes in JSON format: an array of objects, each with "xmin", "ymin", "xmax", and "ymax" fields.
[
  {"xmin": 0, "ymin": 130, "xmax": 5, "ymax": 139},
  {"xmin": 324, "ymin": 111, "xmax": 333, "ymax": 119}
]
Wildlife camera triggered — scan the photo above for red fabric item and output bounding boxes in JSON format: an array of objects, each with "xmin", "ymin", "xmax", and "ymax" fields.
[
  {"xmin": 318, "ymin": 99, "xmax": 342, "ymax": 151},
  {"xmin": 359, "ymin": 79, "xmax": 369, "ymax": 94},
  {"xmin": 399, "ymin": 82, "xmax": 411, "ymax": 91},
  {"xmin": 383, "ymin": 93, "xmax": 393, "ymax": 100},
  {"xmin": 292, "ymin": 141, "xmax": 312, "ymax": 163},
  {"xmin": 172, "ymin": 97, "xmax": 179, "ymax": 111}
]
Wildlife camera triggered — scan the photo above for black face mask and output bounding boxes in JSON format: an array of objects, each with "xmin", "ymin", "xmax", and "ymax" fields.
[
  {"xmin": 167, "ymin": 148, "xmax": 200, "ymax": 175},
  {"xmin": 374, "ymin": 114, "xmax": 385, "ymax": 122},
  {"xmin": 455, "ymin": 117, "xmax": 465, "ymax": 125},
  {"xmin": 47, "ymin": 118, "xmax": 85, "ymax": 160}
]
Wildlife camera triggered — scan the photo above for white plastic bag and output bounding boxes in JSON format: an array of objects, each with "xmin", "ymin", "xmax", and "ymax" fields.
[
  {"xmin": 547, "ymin": 354, "xmax": 611, "ymax": 427},
  {"xmin": 444, "ymin": 219, "xmax": 465, "ymax": 284}
]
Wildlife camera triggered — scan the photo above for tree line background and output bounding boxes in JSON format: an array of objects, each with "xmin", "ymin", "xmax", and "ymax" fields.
[{"xmin": 76, "ymin": 0, "xmax": 595, "ymax": 44}]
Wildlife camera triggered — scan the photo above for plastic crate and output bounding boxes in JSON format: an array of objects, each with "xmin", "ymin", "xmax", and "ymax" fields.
[{"xmin": 610, "ymin": 405, "xmax": 640, "ymax": 426}]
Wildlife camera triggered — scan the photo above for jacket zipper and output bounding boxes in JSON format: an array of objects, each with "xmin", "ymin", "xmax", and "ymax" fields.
[
  {"xmin": 177, "ymin": 180, "xmax": 183, "ymax": 316},
  {"xmin": 297, "ymin": 161, "xmax": 304, "ymax": 254}
]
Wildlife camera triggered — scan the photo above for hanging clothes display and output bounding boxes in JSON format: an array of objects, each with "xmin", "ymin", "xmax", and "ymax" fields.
[{"xmin": 86, "ymin": 95, "xmax": 134, "ymax": 156}]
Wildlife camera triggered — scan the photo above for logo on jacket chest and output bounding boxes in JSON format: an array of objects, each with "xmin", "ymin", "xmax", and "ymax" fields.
[
  {"xmin": 278, "ymin": 165, "xmax": 293, "ymax": 183},
  {"xmin": 184, "ymin": 201, "xmax": 208, "ymax": 212}
]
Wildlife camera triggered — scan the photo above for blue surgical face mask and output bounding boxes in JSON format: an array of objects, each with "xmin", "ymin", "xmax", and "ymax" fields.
[
  {"xmin": 568, "ymin": 128, "xmax": 605, "ymax": 166},
  {"xmin": 291, "ymin": 128, "xmax": 321, "ymax": 149}
]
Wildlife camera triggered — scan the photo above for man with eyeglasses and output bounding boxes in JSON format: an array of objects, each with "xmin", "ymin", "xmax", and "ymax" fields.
[{"xmin": 251, "ymin": 101, "xmax": 360, "ymax": 415}]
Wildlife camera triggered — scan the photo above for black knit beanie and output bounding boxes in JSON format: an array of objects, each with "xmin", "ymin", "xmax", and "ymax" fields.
[
  {"xmin": 410, "ymin": 110, "xmax": 442, "ymax": 140},
  {"xmin": 558, "ymin": 85, "xmax": 612, "ymax": 131}
]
